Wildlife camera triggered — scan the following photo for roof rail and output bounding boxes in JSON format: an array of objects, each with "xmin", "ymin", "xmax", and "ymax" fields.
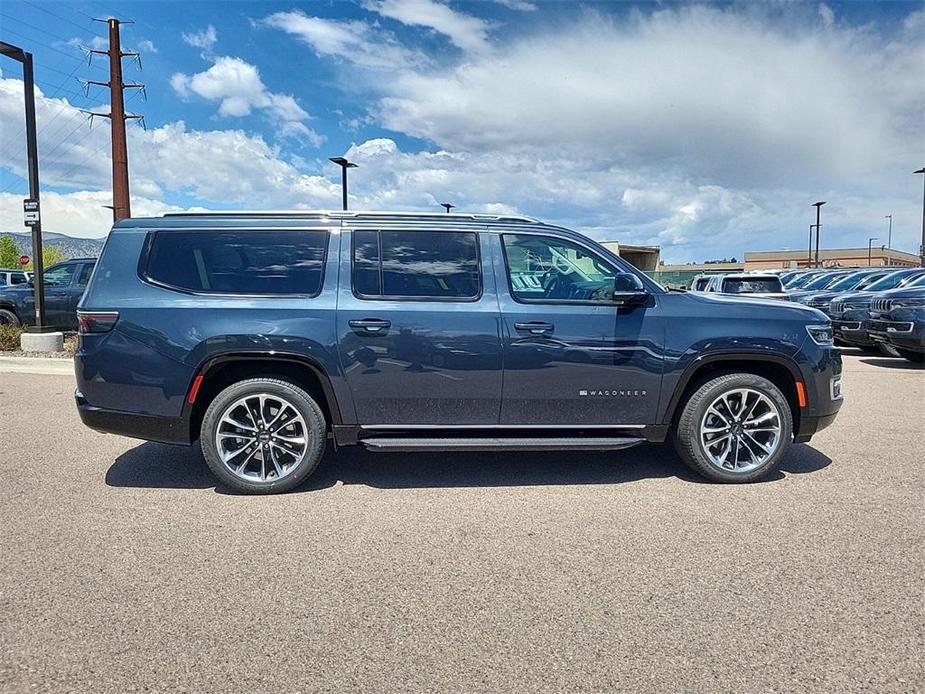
[{"xmin": 160, "ymin": 209, "xmax": 540, "ymax": 223}]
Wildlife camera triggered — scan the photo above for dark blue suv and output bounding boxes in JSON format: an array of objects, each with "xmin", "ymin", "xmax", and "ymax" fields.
[{"xmin": 75, "ymin": 211, "xmax": 843, "ymax": 493}]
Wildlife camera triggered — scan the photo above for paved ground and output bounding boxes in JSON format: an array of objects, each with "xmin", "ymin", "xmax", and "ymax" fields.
[{"xmin": 1, "ymin": 350, "xmax": 923, "ymax": 693}]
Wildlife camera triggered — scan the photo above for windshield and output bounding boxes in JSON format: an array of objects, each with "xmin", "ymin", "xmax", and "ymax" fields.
[
  {"xmin": 786, "ymin": 273, "xmax": 818, "ymax": 289},
  {"xmin": 826, "ymin": 272, "xmax": 871, "ymax": 291},
  {"xmin": 802, "ymin": 272, "xmax": 846, "ymax": 290},
  {"xmin": 722, "ymin": 277, "xmax": 783, "ymax": 294},
  {"xmin": 906, "ymin": 274, "xmax": 925, "ymax": 288}
]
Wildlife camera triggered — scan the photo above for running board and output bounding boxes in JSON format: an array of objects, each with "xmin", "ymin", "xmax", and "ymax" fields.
[{"xmin": 360, "ymin": 437, "xmax": 644, "ymax": 453}]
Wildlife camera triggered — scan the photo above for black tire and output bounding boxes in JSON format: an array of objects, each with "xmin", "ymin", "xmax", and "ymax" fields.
[
  {"xmin": 673, "ymin": 373, "xmax": 793, "ymax": 483},
  {"xmin": 0, "ymin": 308, "xmax": 20, "ymax": 326},
  {"xmin": 877, "ymin": 343, "xmax": 900, "ymax": 357},
  {"xmin": 896, "ymin": 348, "xmax": 925, "ymax": 363},
  {"xmin": 200, "ymin": 378, "xmax": 326, "ymax": 494}
]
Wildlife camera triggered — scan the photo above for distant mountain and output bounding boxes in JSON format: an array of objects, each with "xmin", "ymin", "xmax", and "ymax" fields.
[{"xmin": 0, "ymin": 231, "xmax": 105, "ymax": 260}]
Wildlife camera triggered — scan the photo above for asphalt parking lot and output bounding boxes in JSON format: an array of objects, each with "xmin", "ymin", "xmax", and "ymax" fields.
[{"xmin": 1, "ymin": 350, "xmax": 923, "ymax": 693}]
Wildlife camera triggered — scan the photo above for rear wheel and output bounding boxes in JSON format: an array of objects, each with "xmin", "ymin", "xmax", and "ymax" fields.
[
  {"xmin": 673, "ymin": 373, "xmax": 793, "ymax": 483},
  {"xmin": 200, "ymin": 378, "xmax": 326, "ymax": 494},
  {"xmin": 896, "ymin": 348, "xmax": 924, "ymax": 363},
  {"xmin": 0, "ymin": 308, "xmax": 20, "ymax": 326}
]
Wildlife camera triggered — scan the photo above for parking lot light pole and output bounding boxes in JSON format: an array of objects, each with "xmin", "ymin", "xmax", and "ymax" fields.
[
  {"xmin": 915, "ymin": 168, "xmax": 925, "ymax": 267},
  {"xmin": 808, "ymin": 224, "xmax": 815, "ymax": 266},
  {"xmin": 441, "ymin": 203, "xmax": 455, "ymax": 213},
  {"xmin": 329, "ymin": 157, "xmax": 357, "ymax": 211},
  {"xmin": 812, "ymin": 201, "xmax": 826, "ymax": 268},
  {"xmin": 0, "ymin": 41, "xmax": 46, "ymax": 331},
  {"xmin": 884, "ymin": 214, "xmax": 892, "ymax": 260},
  {"xmin": 868, "ymin": 237, "xmax": 878, "ymax": 266}
]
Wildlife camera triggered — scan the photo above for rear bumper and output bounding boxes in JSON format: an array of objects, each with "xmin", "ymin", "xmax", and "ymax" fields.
[{"xmin": 75, "ymin": 389, "xmax": 191, "ymax": 445}]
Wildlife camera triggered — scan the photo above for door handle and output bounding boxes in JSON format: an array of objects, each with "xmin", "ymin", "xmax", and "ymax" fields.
[
  {"xmin": 515, "ymin": 321, "xmax": 555, "ymax": 335},
  {"xmin": 349, "ymin": 318, "xmax": 392, "ymax": 333}
]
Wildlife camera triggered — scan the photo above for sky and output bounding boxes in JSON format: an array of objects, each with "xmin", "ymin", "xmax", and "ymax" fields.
[{"xmin": 0, "ymin": 0, "xmax": 923, "ymax": 263}]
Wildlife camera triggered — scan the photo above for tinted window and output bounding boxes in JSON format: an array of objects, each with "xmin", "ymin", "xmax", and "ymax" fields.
[
  {"xmin": 77, "ymin": 263, "xmax": 94, "ymax": 286},
  {"xmin": 43, "ymin": 264, "xmax": 76, "ymax": 287},
  {"xmin": 11, "ymin": 272, "xmax": 27, "ymax": 284},
  {"xmin": 502, "ymin": 234, "xmax": 617, "ymax": 303},
  {"xmin": 721, "ymin": 277, "xmax": 783, "ymax": 294},
  {"xmin": 352, "ymin": 230, "xmax": 480, "ymax": 299},
  {"xmin": 146, "ymin": 230, "xmax": 327, "ymax": 295}
]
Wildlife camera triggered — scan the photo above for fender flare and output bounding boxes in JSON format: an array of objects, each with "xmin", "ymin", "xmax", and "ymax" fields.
[
  {"xmin": 661, "ymin": 351, "xmax": 802, "ymax": 425},
  {"xmin": 184, "ymin": 351, "xmax": 344, "ymax": 426}
]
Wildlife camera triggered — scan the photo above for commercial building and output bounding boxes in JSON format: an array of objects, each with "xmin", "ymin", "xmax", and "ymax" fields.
[
  {"xmin": 743, "ymin": 247, "xmax": 920, "ymax": 269},
  {"xmin": 600, "ymin": 242, "xmax": 660, "ymax": 271}
]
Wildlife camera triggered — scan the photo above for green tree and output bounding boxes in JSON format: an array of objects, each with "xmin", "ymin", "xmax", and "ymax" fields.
[
  {"xmin": 0, "ymin": 236, "xmax": 21, "ymax": 268},
  {"xmin": 23, "ymin": 245, "xmax": 66, "ymax": 270}
]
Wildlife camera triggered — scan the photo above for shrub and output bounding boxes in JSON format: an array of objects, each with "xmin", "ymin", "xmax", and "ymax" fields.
[{"xmin": 0, "ymin": 324, "xmax": 24, "ymax": 351}]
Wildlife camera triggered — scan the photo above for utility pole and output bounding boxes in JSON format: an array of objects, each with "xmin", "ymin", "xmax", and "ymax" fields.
[
  {"xmin": 0, "ymin": 41, "xmax": 47, "ymax": 330},
  {"xmin": 812, "ymin": 201, "xmax": 826, "ymax": 268},
  {"xmin": 83, "ymin": 19, "xmax": 144, "ymax": 222}
]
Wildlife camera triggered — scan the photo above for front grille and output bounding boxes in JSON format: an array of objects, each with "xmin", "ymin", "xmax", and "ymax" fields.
[
  {"xmin": 873, "ymin": 298, "xmax": 892, "ymax": 312},
  {"xmin": 829, "ymin": 301, "xmax": 845, "ymax": 314}
]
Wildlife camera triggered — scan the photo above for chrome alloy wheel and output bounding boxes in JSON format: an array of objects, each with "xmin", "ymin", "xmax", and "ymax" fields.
[
  {"xmin": 215, "ymin": 394, "xmax": 309, "ymax": 483},
  {"xmin": 699, "ymin": 388, "xmax": 782, "ymax": 473}
]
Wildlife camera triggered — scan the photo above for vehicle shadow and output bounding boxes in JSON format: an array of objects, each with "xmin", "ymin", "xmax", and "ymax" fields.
[
  {"xmin": 859, "ymin": 358, "xmax": 924, "ymax": 370},
  {"xmin": 105, "ymin": 441, "xmax": 832, "ymax": 493}
]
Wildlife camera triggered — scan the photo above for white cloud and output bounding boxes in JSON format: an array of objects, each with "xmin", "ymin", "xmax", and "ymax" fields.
[
  {"xmin": 0, "ymin": 191, "xmax": 186, "ymax": 237},
  {"xmin": 182, "ymin": 25, "xmax": 217, "ymax": 51},
  {"xmin": 260, "ymin": 10, "xmax": 427, "ymax": 69},
  {"xmin": 171, "ymin": 57, "xmax": 322, "ymax": 144},
  {"xmin": 494, "ymin": 0, "xmax": 536, "ymax": 11},
  {"xmin": 364, "ymin": 0, "xmax": 492, "ymax": 53},
  {"xmin": 137, "ymin": 39, "xmax": 158, "ymax": 54}
]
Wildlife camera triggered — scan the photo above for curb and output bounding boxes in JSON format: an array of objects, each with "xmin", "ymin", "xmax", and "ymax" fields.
[{"xmin": 0, "ymin": 356, "xmax": 74, "ymax": 376}]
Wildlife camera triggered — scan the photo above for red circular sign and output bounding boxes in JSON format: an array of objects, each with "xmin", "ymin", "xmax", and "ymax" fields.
[{"xmin": 19, "ymin": 255, "xmax": 29, "ymax": 266}]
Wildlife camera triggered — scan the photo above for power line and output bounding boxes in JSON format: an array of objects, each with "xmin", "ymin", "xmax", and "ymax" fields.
[
  {"xmin": 21, "ymin": 0, "xmax": 96, "ymax": 36},
  {"xmin": 0, "ymin": 26, "xmax": 105, "ymax": 69}
]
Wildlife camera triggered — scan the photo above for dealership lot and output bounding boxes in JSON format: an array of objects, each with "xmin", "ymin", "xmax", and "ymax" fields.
[{"xmin": 1, "ymin": 351, "xmax": 923, "ymax": 693}]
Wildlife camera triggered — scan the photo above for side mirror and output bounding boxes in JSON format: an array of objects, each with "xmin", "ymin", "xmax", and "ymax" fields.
[{"xmin": 612, "ymin": 272, "xmax": 648, "ymax": 305}]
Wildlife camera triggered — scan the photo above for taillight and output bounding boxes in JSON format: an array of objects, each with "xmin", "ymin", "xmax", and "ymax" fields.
[{"xmin": 77, "ymin": 311, "xmax": 119, "ymax": 334}]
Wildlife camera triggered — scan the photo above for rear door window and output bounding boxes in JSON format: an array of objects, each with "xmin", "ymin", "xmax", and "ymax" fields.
[
  {"xmin": 145, "ymin": 230, "xmax": 328, "ymax": 296},
  {"xmin": 352, "ymin": 230, "xmax": 480, "ymax": 300}
]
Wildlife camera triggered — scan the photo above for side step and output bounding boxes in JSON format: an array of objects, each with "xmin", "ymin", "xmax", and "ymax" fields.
[{"xmin": 360, "ymin": 437, "xmax": 644, "ymax": 453}]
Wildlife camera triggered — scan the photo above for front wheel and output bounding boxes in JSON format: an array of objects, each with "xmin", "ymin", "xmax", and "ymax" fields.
[
  {"xmin": 200, "ymin": 378, "xmax": 327, "ymax": 494},
  {"xmin": 896, "ymin": 348, "xmax": 924, "ymax": 364},
  {"xmin": 0, "ymin": 308, "xmax": 20, "ymax": 326},
  {"xmin": 673, "ymin": 373, "xmax": 793, "ymax": 483}
]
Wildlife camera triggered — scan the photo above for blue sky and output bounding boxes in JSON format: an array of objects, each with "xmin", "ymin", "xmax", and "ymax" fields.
[{"xmin": 0, "ymin": 0, "xmax": 923, "ymax": 262}]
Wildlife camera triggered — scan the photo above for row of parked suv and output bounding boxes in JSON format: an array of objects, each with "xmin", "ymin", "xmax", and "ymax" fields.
[{"xmin": 690, "ymin": 266, "xmax": 925, "ymax": 363}]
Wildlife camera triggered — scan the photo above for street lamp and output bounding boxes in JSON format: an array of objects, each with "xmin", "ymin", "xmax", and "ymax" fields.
[
  {"xmin": 915, "ymin": 168, "xmax": 925, "ymax": 267},
  {"xmin": 868, "ymin": 237, "xmax": 878, "ymax": 266},
  {"xmin": 1, "ymin": 41, "xmax": 46, "ymax": 331},
  {"xmin": 812, "ymin": 201, "xmax": 826, "ymax": 268},
  {"xmin": 440, "ymin": 202, "xmax": 455, "ymax": 214},
  {"xmin": 884, "ymin": 214, "xmax": 892, "ymax": 261},
  {"xmin": 808, "ymin": 224, "xmax": 815, "ymax": 267},
  {"xmin": 329, "ymin": 157, "xmax": 357, "ymax": 211}
]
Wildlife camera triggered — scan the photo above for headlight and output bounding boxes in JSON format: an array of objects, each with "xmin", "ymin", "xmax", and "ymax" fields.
[
  {"xmin": 892, "ymin": 297, "xmax": 925, "ymax": 308},
  {"xmin": 806, "ymin": 324, "xmax": 834, "ymax": 346}
]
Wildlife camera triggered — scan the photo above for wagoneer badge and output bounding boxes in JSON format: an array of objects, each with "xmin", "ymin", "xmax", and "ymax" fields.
[{"xmin": 579, "ymin": 389, "xmax": 648, "ymax": 397}]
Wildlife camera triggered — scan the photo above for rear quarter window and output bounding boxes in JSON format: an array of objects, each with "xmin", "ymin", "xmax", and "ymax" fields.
[{"xmin": 144, "ymin": 230, "xmax": 328, "ymax": 296}]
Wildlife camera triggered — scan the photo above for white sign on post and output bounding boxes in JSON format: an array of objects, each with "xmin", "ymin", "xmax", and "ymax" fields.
[{"xmin": 23, "ymin": 198, "xmax": 40, "ymax": 227}]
